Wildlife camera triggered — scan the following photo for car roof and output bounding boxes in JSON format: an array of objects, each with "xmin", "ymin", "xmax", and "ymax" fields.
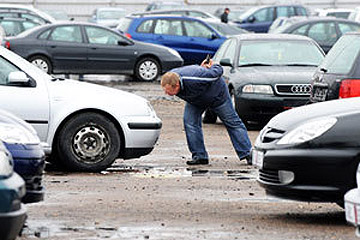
[
  {"xmin": 229, "ymin": 33, "xmax": 315, "ymax": 41},
  {"xmin": 0, "ymin": 4, "xmax": 55, "ymax": 22}
]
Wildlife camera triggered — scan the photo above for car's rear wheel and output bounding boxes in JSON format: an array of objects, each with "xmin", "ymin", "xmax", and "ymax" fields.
[
  {"xmin": 28, "ymin": 55, "xmax": 52, "ymax": 74},
  {"xmin": 55, "ymin": 113, "xmax": 121, "ymax": 172},
  {"xmin": 135, "ymin": 57, "xmax": 160, "ymax": 81}
]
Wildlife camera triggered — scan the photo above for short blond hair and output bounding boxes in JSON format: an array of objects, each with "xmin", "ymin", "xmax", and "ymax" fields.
[{"xmin": 161, "ymin": 72, "xmax": 180, "ymax": 88}]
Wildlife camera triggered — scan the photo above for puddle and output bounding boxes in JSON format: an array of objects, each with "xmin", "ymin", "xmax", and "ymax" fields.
[{"xmin": 102, "ymin": 165, "xmax": 257, "ymax": 180}]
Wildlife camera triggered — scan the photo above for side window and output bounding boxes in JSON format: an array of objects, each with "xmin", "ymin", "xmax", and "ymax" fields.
[
  {"xmin": 136, "ymin": 19, "xmax": 154, "ymax": 33},
  {"xmin": 183, "ymin": 20, "xmax": 212, "ymax": 38},
  {"xmin": 308, "ymin": 22, "xmax": 337, "ymax": 45},
  {"xmin": 23, "ymin": 21, "xmax": 39, "ymax": 31},
  {"xmin": 338, "ymin": 23, "xmax": 360, "ymax": 34},
  {"xmin": 49, "ymin": 26, "xmax": 82, "ymax": 43},
  {"xmin": 288, "ymin": 7, "xmax": 296, "ymax": 16},
  {"xmin": 253, "ymin": 7, "xmax": 274, "ymax": 22},
  {"xmin": 38, "ymin": 29, "xmax": 51, "ymax": 39},
  {"xmin": 154, "ymin": 19, "xmax": 182, "ymax": 35},
  {"xmin": 213, "ymin": 40, "xmax": 231, "ymax": 62},
  {"xmin": 296, "ymin": 7, "xmax": 308, "ymax": 16},
  {"xmin": 291, "ymin": 24, "xmax": 309, "ymax": 35},
  {"xmin": 276, "ymin": 7, "xmax": 288, "ymax": 17},
  {"xmin": 85, "ymin": 26, "xmax": 123, "ymax": 45},
  {"xmin": 0, "ymin": 56, "xmax": 21, "ymax": 86}
]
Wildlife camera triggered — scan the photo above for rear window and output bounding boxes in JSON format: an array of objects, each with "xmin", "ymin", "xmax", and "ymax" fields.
[
  {"xmin": 116, "ymin": 17, "xmax": 132, "ymax": 32},
  {"xmin": 319, "ymin": 35, "xmax": 360, "ymax": 74}
]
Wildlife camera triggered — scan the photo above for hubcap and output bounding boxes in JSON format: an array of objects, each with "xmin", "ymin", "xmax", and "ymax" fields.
[
  {"xmin": 72, "ymin": 125, "xmax": 110, "ymax": 164},
  {"xmin": 31, "ymin": 59, "xmax": 49, "ymax": 73},
  {"xmin": 139, "ymin": 60, "xmax": 158, "ymax": 81}
]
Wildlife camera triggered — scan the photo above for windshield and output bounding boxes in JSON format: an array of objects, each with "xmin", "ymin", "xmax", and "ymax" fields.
[
  {"xmin": 319, "ymin": 34, "xmax": 360, "ymax": 74},
  {"xmin": 238, "ymin": 40, "xmax": 324, "ymax": 67}
]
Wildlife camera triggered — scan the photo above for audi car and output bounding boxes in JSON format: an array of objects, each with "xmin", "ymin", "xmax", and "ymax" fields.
[
  {"xmin": 253, "ymin": 96, "xmax": 360, "ymax": 206},
  {"xmin": 203, "ymin": 34, "xmax": 325, "ymax": 127}
]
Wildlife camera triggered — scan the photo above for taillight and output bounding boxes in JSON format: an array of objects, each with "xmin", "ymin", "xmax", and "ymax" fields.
[
  {"xmin": 125, "ymin": 33, "xmax": 132, "ymax": 39},
  {"xmin": 339, "ymin": 79, "xmax": 360, "ymax": 98},
  {"xmin": 4, "ymin": 41, "xmax": 10, "ymax": 49}
]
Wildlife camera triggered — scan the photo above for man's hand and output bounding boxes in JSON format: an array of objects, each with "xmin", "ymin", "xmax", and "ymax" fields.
[{"xmin": 201, "ymin": 58, "xmax": 213, "ymax": 69}]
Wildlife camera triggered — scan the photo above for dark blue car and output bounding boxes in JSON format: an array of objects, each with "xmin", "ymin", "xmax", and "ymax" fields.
[
  {"xmin": 233, "ymin": 5, "xmax": 309, "ymax": 33},
  {"xmin": 117, "ymin": 15, "xmax": 227, "ymax": 65},
  {"xmin": 0, "ymin": 140, "xmax": 27, "ymax": 240},
  {"xmin": 0, "ymin": 109, "xmax": 45, "ymax": 203}
]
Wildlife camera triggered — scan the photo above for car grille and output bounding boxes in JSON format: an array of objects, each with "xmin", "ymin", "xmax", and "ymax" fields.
[
  {"xmin": 259, "ymin": 169, "xmax": 281, "ymax": 184},
  {"xmin": 275, "ymin": 84, "xmax": 311, "ymax": 96},
  {"xmin": 260, "ymin": 127, "xmax": 285, "ymax": 143}
]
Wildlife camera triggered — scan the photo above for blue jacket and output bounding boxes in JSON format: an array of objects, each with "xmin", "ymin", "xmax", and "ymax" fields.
[{"xmin": 171, "ymin": 64, "xmax": 229, "ymax": 108}]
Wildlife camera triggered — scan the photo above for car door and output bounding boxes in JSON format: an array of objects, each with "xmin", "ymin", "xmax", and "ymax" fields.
[
  {"xmin": 241, "ymin": 7, "xmax": 275, "ymax": 33},
  {"xmin": 84, "ymin": 25, "xmax": 135, "ymax": 73},
  {"xmin": 182, "ymin": 19, "xmax": 224, "ymax": 64},
  {"xmin": 0, "ymin": 55, "xmax": 49, "ymax": 140},
  {"xmin": 45, "ymin": 25, "xmax": 87, "ymax": 72}
]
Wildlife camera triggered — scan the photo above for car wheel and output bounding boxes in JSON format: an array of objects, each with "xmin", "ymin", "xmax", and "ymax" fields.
[
  {"xmin": 28, "ymin": 55, "xmax": 52, "ymax": 74},
  {"xmin": 203, "ymin": 109, "xmax": 217, "ymax": 124},
  {"xmin": 55, "ymin": 113, "xmax": 121, "ymax": 172},
  {"xmin": 135, "ymin": 57, "xmax": 160, "ymax": 81}
]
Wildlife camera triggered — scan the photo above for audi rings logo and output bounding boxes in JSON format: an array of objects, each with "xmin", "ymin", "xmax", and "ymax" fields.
[{"xmin": 290, "ymin": 84, "xmax": 311, "ymax": 94}]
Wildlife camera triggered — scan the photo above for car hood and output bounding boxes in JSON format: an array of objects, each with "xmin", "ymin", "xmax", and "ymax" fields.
[
  {"xmin": 233, "ymin": 66, "xmax": 317, "ymax": 85},
  {"xmin": 48, "ymin": 79, "xmax": 152, "ymax": 116},
  {"xmin": 268, "ymin": 97, "xmax": 360, "ymax": 130}
]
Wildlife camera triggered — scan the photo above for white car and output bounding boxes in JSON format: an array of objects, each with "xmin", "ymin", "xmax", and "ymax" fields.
[{"xmin": 0, "ymin": 46, "xmax": 162, "ymax": 172}]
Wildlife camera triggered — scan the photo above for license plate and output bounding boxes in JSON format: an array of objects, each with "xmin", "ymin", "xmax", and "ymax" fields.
[
  {"xmin": 312, "ymin": 87, "xmax": 328, "ymax": 102},
  {"xmin": 252, "ymin": 149, "xmax": 264, "ymax": 169},
  {"xmin": 345, "ymin": 201, "xmax": 360, "ymax": 225}
]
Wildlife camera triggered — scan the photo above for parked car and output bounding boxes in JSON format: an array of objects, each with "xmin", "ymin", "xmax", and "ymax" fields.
[
  {"xmin": 204, "ymin": 19, "xmax": 249, "ymax": 35},
  {"xmin": 0, "ymin": 46, "xmax": 162, "ymax": 172},
  {"xmin": 0, "ymin": 140, "xmax": 26, "ymax": 240},
  {"xmin": 4, "ymin": 22, "xmax": 183, "ymax": 81},
  {"xmin": 273, "ymin": 17, "xmax": 360, "ymax": 53},
  {"xmin": 213, "ymin": 7, "xmax": 247, "ymax": 22},
  {"xmin": 348, "ymin": 7, "xmax": 360, "ymax": 22},
  {"xmin": 204, "ymin": 34, "xmax": 324, "ymax": 126},
  {"xmin": 89, "ymin": 7, "xmax": 126, "ymax": 28},
  {"xmin": 311, "ymin": 32, "xmax": 360, "ymax": 103},
  {"xmin": 117, "ymin": 15, "xmax": 228, "ymax": 65},
  {"xmin": 313, "ymin": 8, "xmax": 354, "ymax": 19},
  {"xmin": 253, "ymin": 96, "xmax": 360, "ymax": 206},
  {"xmin": 132, "ymin": 9, "xmax": 218, "ymax": 20},
  {"xmin": 0, "ymin": 4, "xmax": 55, "ymax": 24},
  {"xmin": 0, "ymin": 17, "xmax": 41, "ymax": 36},
  {"xmin": 268, "ymin": 16, "xmax": 307, "ymax": 33},
  {"xmin": 0, "ymin": 109, "xmax": 45, "ymax": 203},
  {"xmin": 233, "ymin": 5, "xmax": 309, "ymax": 33},
  {"xmin": 145, "ymin": 1, "xmax": 186, "ymax": 11}
]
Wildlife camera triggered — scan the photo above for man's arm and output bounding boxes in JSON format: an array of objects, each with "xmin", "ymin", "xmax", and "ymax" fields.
[{"xmin": 199, "ymin": 59, "xmax": 223, "ymax": 79}]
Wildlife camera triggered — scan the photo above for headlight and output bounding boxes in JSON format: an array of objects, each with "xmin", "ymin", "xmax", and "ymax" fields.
[
  {"xmin": 0, "ymin": 123, "xmax": 40, "ymax": 144},
  {"xmin": 168, "ymin": 48, "xmax": 182, "ymax": 59},
  {"xmin": 242, "ymin": 84, "xmax": 274, "ymax": 94},
  {"xmin": 0, "ymin": 151, "xmax": 13, "ymax": 177},
  {"xmin": 277, "ymin": 117, "xmax": 337, "ymax": 145}
]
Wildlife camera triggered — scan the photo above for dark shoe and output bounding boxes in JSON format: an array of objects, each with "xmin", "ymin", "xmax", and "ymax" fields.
[
  {"xmin": 186, "ymin": 159, "xmax": 209, "ymax": 165},
  {"xmin": 241, "ymin": 154, "xmax": 252, "ymax": 165}
]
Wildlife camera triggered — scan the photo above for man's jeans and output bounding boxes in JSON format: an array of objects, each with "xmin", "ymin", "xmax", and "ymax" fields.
[{"xmin": 184, "ymin": 98, "xmax": 252, "ymax": 161}]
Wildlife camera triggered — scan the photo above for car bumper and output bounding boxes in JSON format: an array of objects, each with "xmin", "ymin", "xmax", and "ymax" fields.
[
  {"xmin": 235, "ymin": 93, "xmax": 309, "ymax": 122},
  {"xmin": 161, "ymin": 59, "xmax": 183, "ymax": 72},
  {"xmin": 0, "ymin": 204, "xmax": 27, "ymax": 240},
  {"xmin": 254, "ymin": 147, "xmax": 359, "ymax": 202},
  {"xmin": 5, "ymin": 143, "xmax": 45, "ymax": 204}
]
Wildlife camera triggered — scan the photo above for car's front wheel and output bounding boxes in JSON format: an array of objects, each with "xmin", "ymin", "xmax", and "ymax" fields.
[
  {"xmin": 55, "ymin": 113, "xmax": 121, "ymax": 172},
  {"xmin": 28, "ymin": 55, "xmax": 52, "ymax": 74},
  {"xmin": 135, "ymin": 57, "xmax": 160, "ymax": 81}
]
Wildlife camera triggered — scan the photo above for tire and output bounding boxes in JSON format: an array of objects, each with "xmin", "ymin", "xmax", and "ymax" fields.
[
  {"xmin": 28, "ymin": 55, "xmax": 52, "ymax": 74},
  {"xmin": 55, "ymin": 113, "xmax": 121, "ymax": 172},
  {"xmin": 203, "ymin": 109, "xmax": 217, "ymax": 124},
  {"xmin": 135, "ymin": 57, "xmax": 160, "ymax": 82}
]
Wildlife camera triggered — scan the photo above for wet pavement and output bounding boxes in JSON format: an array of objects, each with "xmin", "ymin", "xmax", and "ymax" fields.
[{"xmin": 19, "ymin": 79, "xmax": 357, "ymax": 240}]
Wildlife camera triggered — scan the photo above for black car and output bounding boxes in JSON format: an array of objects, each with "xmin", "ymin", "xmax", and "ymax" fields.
[
  {"xmin": 311, "ymin": 32, "xmax": 360, "ymax": 103},
  {"xmin": 273, "ymin": 17, "xmax": 360, "ymax": 53},
  {"xmin": 4, "ymin": 22, "xmax": 183, "ymax": 81},
  {"xmin": 204, "ymin": 34, "xmax": 324, "ymax": 127},
  {"xmin": 253, "ymin": 96, "xmax": 360, "ymax": 205}
]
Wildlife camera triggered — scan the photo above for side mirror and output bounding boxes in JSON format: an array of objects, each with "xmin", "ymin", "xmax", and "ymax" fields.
[
  {"xmin": 210, "ymin": 33, "xmax": 218, "ymax": 40},
  {"xmin": 220, "ymin": 58, "xmax": 233, "ymax": 67},
  {"xmin": 118, "ymin": 40, "xmax": 130, "ymax": 46},
  {"xmin": 8, "ymin": 71, "xmax": 29, "ymax": 84},
  {"xmin": 248, "ymin": 16, "xmax": 256, "ymax": 23}
]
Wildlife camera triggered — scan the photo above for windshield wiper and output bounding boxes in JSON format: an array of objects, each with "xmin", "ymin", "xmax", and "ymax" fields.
[
  {"xmin": 238, "ymin": 63, "xmax": 273, "ymax": 67},
  {"xmin": 51, "ymin": 77, "xmax": 66, "ymax": 82},
  {"xmin": 284, "ymin": 63, "xmax": 319, "ymax": 67}
]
